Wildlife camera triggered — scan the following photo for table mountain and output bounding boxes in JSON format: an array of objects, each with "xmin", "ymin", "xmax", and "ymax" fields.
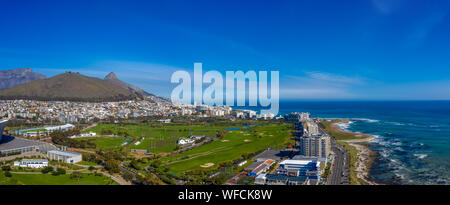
[{"xmin": 0, "ymin": 68, "xmax": 46, "ymax": 90}]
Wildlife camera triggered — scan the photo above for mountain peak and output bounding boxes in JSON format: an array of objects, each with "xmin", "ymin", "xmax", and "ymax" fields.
[
  {"xmin": 0, "ymin": 72, "xmax": 139, "ymax": 102},
  {"xmin": 0, "ymin": 68, "xmax": 46, "ymax": 90},
  {"xmin": 104, "ymin": 72, "xmax": 118, "ymax": 80},
  {"xmin": 103, "ymin": 72, "xmax": 151, "ymax": 96}
]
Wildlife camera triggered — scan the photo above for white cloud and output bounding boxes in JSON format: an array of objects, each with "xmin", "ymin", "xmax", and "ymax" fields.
[
  {"xmin": 280, "ymin": 71, "xmax": 365, "ymax": 99},
  {"xmin": 280, "ymin": 88, "xmax": 356, "ymax": 99},
  {"xmin": 305, "ymin": 71, "xmax": 365, "ymax": 85}
]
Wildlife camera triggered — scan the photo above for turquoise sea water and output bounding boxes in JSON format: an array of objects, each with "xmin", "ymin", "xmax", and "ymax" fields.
[{"xmin": 235, "ymin": 101, "xmax": 450, "ymax": 184}]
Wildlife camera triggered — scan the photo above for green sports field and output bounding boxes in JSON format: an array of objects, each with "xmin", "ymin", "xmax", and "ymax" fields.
[
  {"xmin": 160, "ymin": 124, "xmax": 292, "ymax": 174},
  {"xmin": 84, "ymin": 123, "xmax": 226, "ymax": 153},
  {"xmin": 74, "ymin": 136, "xmax": 128, "ymax": 150},
  {"xmin": 0, "ymin": 172, "xmax": 118, "ymax": 185}
]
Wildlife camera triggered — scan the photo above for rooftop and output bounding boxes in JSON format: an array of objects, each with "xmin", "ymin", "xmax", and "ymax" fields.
[
  {"xmin": 48, "ymin": 150, "xmax": 81, "ymax": 157},
  {"xmin": 45, "ymin": 124, "xmax": 75, "ymax": 131},
  {"xmin": 255, "ymin": 149, "xmax": 292, "ymax": 161},
  {"xmin": 22, "ymin": 159, "xmax": 48, "ymax": 163},
  {"xmin": 280, "ymin": 159, "xmax": 315, "ymax": 165},
  {"xmin": 245, "ymin": 161, "xmax": 264, "ymax": 170},
  {"xmin": 0, "ymin": 136, "xmax": 44, "ymax": 152},
  {"xmin": 256, "ymin": 174, "xmax": 267, "ymax": 179}
]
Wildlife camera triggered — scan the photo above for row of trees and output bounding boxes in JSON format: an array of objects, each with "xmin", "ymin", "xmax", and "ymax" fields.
[
  {"xmin": 99, "ymin": 129, "xmax": 130, "ymax": 137},
  {"xmin": 41, "ymin": 166, "xmax": 66, "ymax": 176}
]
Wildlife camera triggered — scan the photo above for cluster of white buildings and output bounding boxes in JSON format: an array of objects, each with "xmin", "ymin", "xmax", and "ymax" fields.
[
  {"xmin": 1, "ymin": 96, "xmax": 282, "ymax": 124},
  {"xmin": 173, "ymin": 102, "xmax": 278, "ymax": 120},
  {"xmin": 0, "ymin": 97, "xmax": 177, "ymax": 123},
  {"xmin": 173, "ymin": 103, "xmax": 233, "ymax": 117},
  {"xmin": 14, "ymin": 159, "xmax": 49, "ymax": 168}
]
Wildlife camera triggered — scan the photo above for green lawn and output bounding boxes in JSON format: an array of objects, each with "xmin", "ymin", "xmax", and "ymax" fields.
[
  {"xmin": 0, "ymin": 172, "xmax": 118, "ymax": 185},
  {"xmin": 160, "ymin": 124, "xmax": 292, "ymax": 174},
  {"xmin": 84, "ymin": 123, "xmax": 227, "ymax": 153}
]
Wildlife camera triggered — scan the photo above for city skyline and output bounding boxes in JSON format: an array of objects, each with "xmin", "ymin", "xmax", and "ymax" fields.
[{"xmin": 1, "ymin": 0, "xmax": 450, "ymax": 100}]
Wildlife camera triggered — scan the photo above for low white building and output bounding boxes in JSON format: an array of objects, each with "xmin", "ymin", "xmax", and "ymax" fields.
[
  {"xmin": 14, "ymin": 159, "xmax": 49, "ymax": 168},
  {"xmin": 70, "ymin": 132, "xmax": 96, "ymax": 138},
  {"xmin": 177, "ymin": 138, "xmax": 195, "ymax": 145},
  {"xmin": 243, "ymin": 110, "xmax": 257, "ymax": 118},
  {"xmin": 45, "ymin": 124, "xmax": 76, "ymax": 132},
  {"xmin": 157, "ymin": 119, "xmax": 171, "ymax": 123},
  {"xmin": 47, "ymin": 150, "xmax": 82, "ymax": 164},
  {"xmin": 234, "ymin": 112, "xmax": 244, "ymax": 118},
  {"xmin": 257, "ymin": 113, "xmax": 275, "ymax": 120},
  {"xmin": 238, "ymin": 160, "xmax": 247, "ymax": 167},
  {"xmin": 255, "ymin": 174, "xmax": 267, "ymax": 185}
]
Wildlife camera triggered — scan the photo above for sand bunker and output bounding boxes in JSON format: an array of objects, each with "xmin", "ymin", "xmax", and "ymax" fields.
[
  {"xmin": 200, "ymin": 163, "xmax": 214, "ymax": 168},
  {"xmin": 221, "ymin": 140, "xmax": 230, "ymax": 142},
  {"xmin": 244, "ymin": 139, "xmax": 251, "ymax": 142}
]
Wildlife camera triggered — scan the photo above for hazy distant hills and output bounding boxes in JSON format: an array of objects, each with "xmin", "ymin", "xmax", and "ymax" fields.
[
  {"xmin": 104, "ymin": 72, "xmax": 151, "ymax": 96},
  {"xmin": 0, "ymin": 72, "xmax": 143, "ymax": 102},
  {"xmin": 0, "ymin": 68, "xmax": 46, "ymax": 90}
]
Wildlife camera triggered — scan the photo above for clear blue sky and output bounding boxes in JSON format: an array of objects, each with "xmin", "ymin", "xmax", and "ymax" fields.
[{"xmin": 1, "ymin": 0, "xmax": 450, "ymax": 100}]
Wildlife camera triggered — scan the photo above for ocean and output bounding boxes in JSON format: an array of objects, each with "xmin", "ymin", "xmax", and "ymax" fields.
[{"xmin": 235, "ymin": 100, "xmax": 450, "ymax": 185}]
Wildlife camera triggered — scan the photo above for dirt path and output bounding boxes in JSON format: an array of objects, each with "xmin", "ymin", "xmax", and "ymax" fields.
[{"xmin": 82, "ymin": 123, "xmax": 98, "ymax": 131}]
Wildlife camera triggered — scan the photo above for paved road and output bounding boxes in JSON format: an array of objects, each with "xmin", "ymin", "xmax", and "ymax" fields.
[
  {"xmin": 100, "ymin": 171, "xmax": 131, "ymax": 185},
  {"xmin": 327, "ymin": 137, "xmax": 349, "ymax": 185}
]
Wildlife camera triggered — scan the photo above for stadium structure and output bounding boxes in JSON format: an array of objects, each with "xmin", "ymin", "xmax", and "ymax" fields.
[
  {"xmin": 0, "ymin": 119, "xmax": 6, "ymax": 143},
  {"xmin": 0, "ymin": 119, "xmax": 57, "ymax": 156}
]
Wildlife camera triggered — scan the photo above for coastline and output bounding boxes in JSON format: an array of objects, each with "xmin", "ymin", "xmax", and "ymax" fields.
[
  {"xmin": 339, "ymin": 135, "xmax": 378, "ymax": 185},
  {"xmin": 320, "ymin": 119, "xmax": 379, "ymax": 185}
]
